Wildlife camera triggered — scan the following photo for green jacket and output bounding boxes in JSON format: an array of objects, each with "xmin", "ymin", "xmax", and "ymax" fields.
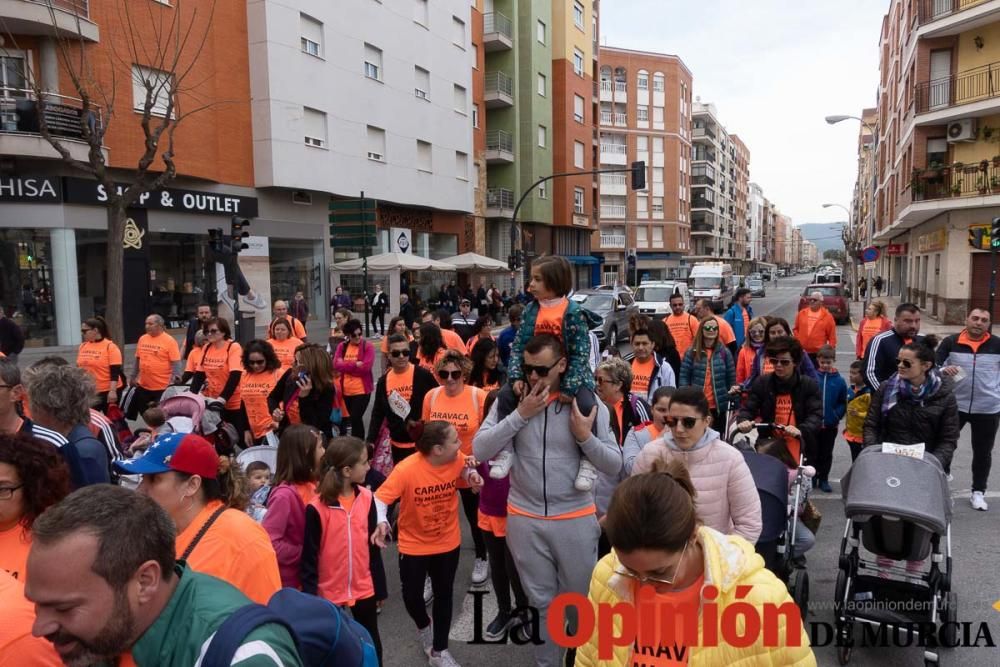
[
  {"xmin": 508, "ymin": 298, "xmax": 595, "ymax": 397},
  {"xmin": 131, "ymin": 564, "xmax": 301, "ymax": 666}
]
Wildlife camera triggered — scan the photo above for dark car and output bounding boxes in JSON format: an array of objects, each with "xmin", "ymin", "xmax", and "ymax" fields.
[
  {"xmin": 571, "ymin": 288, "xmax": 637, "ymax": 350},
  {"xmin": 798, "ymin": 283, "xmax": 850, "ymax": 325}
]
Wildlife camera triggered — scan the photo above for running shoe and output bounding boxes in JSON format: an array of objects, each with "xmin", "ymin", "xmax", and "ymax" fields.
[
  {"xmin": 428, "ymin": 649, "xmax": 461, "ymax": 667},
  {"xmin": 489, "ymin": 450, "xmax": 514, "ymax": 479},
  {"xmin": 971, "ymin": 491, "xmax": 988, "ymax": 511},
  {"xmin": 242, "ymin": 290, "xmax": 268, "ymax": 311},
  {"xmin": 574, "ymin": 458, "xmax": 598, "ymax": 492},
  {"xmin": 417, "ymin": 623, "xmax": 433, "ymax": 656},
  {"xmin": 218, "ymin": 288, "xmax": 236, "ymax": 314},
  {"xmin": 485, "ymin": 611, "xmax": 514, "ymax": 641},
  {"xmin": 471, "ymin": 558, "xmax": 489, "ymax": 585},
  {"xmin": 423, "ymin": 576, "xmax": 434, "ymax": 604}
]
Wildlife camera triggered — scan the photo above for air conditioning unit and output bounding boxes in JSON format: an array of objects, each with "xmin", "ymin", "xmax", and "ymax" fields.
[{"xmin": 947, "ymin": 119, "xmax": 977, "ymax": 143}]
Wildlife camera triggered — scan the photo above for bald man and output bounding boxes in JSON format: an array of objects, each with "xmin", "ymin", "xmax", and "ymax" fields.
[
  {"xmin": 126, "ymin": 314, "xmax": 182, "ymax": 419},
  {"xmin": 793, "ymin": 291, "xmax": 837, "ymax": 366},
  {"xmin": 273, "ymin": 300, "xmax": 308, "ymax": 340}
]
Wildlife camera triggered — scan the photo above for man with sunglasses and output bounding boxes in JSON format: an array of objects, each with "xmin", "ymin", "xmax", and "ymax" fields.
[
  {"xmin": 367, "ymin": 334, "xmax": 437, "ymax": 464},
  {"xmin": 474, "ymin": 334, "xmax": 620, "ymax": 667},
  {"xmin": 862, "ymin": 302, "xmax": 923, "ymax": 390},
  {"xmin": 793, "ymin": 291, "xmax": 837, "ymax": 367}
]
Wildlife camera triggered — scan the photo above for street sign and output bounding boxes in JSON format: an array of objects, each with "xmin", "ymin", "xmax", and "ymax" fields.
[
  {"xmin": 861, "ymin": 246, "xmax": 880, "ymax": 263},
  {"xmin": 886, "ymin": 243, "xmax": 907, "ymax": 256}
]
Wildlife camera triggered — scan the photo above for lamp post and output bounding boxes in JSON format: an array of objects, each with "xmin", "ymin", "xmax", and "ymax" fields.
[{"xmin": 822, "ymin": 203, "xmax": 859, "ymax": 301}]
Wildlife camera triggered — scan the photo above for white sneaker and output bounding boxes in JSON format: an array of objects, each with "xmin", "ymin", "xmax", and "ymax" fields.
[
  {"xmin": 471, "ymin": 557, "xmax": 489, "ymax": 585},
  {"xmin": 417, "ymin": 623, "xmax": 433, "ymax": 656},
  {"xmin": 423, "ymin": 576, "xmax": 434, "ymax": 605},
  {"xmin": 242, "ymin": 290, "xmax": 267, "ymax": 311},
  {"xmin": 971, "ymin": 491, "xmax": 988, "ymax": 511},
  {"xmin": 489, "ymin": 450, "xmax": 514, "ymax": 479},
  {"xmin": 428, "ymin": 649, "xmax": 461, "ymax": 667},
  {"xmin": 574, "ymin": 458, "xmax": 598, "ymax": 492},
  {"xmin": 947, "ymin": 473, "xmax": 954, "ymax": 482}
]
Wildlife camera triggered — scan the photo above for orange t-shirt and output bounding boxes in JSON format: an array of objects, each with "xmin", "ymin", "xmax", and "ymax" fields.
[
  {"xmin": 632, "ymin": 357, "xmax": 656, "ymax": 398},
  {"xmin": 185, "ymin": 345, "xmax": 204, "ymax": 374},
  {"xmin": 281, "ymin": 316, "xmax": 307, "ymax": 340},
  {"xmin": 774, "ymin": 393, "xmax": 800, "ymax": 462},
  {"xmin": 534, "ymin": 298, "xmax": 569, "ymax": 338},
  {"xmin": 374, "ymin": 453, "xmax": 468, "ymax": 556},
  {"xmin": 341, "ymin": 343, "xmax": 366, "ymax": 396},
  {"xmin": 268, "ymin": 336, "xmax": 303, "ymax": 372},
  {"xmin": 958, "ymin": 330, "xmax": 986, "ymax": 354},
  {"xmin": 466, "ymin": 334, "xmax": 495, "ymax": 355},
  {"xmin": 629, "ymin": 574, "xmax": 704, "ymax": 666},
  {"xmin": 175, "ymin": 500, "xmax": 281, "ymax": 604},
  {"xmin": 0, "ymin": 524, "xmax": 31, "ymax": 581},
  {"xmin": 713, "ymin": 315, "xmax": 736, "ymax": 347},
  {"xmin": 418, "ymin": 347, "xmax": 447, "ymax": 377},
  {"xmin": 241, "ymin": 369, "xmax": 283, "ymax": 439},
  {"xmin": 422, "ymin": 386, "xmax": 487, "ymax": 457},
  {"xmin": 0, "ymin": 570, "xmax": 62, "ymax": 666},
  {"xmin": 646, "ymin": 423, "xmax": 663, "ymax": 440},
  {"xmin": 135, "ymin": 333, "xmax": 181, "ymax": 391},
  {"xmin": 77, "ymin": 340, "xmax": 123, "ymax": 393},
  {"xmin": 805, "ymin": 310, "xmax": 823, "ymax": 338},
  {"xmin": 441, "ymin": 328, "xmax": 467, "ymax": 352},
  {"xmin": 702, "ymin": 348, "xmax": 716, "ymax": 409},
  {"xmin": 613, "ymin": 399, "xmax": 625, "ymax": 445},
  {"xmin": 741, "ymin": 309, "xmax": 750, "ymax": 338},
  {"xmin": 198, "ymin": 342, "xmax": 243, "ymax": 410},
  {"xmin": 664, "ymin": 314, "xmax": 700, "ymax": 357}
]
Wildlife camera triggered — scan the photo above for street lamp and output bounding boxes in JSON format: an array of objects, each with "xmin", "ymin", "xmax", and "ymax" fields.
[{"xmin": 823, "ymin": 202, "xmax": 861, "ymax": 301}]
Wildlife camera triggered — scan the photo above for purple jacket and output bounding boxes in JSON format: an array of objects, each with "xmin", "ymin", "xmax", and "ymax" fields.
[
  {"xmin": 333, "ymin": 339, "xmax": 376, "ymax": 394},
  {"xmin": 261, "ymin": 483, "xmax": 308, "ymax": 588},
  {"xmin": 476, "ymin": 461, "xmax": 511, "ymax": 518}
]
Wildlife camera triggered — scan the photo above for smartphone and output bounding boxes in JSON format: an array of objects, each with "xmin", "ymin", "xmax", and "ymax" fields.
[{"xmin": 298, "ymin": 371, "xmax": 310, "ymax": 382}]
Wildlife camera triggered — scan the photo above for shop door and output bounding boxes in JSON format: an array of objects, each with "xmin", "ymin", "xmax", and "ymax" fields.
[
  {"xmin": 122, "ymin": 210, "xmax": 151, "ymax": 344},
  {"xmin": 970, "ymin": 253, "xmax": 1000, "ymax": 321}
]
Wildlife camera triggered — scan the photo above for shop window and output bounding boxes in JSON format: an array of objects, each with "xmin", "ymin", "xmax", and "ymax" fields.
[{"xmin": 0, "ymin": 229, "xmax": 56, "ymax": 346}]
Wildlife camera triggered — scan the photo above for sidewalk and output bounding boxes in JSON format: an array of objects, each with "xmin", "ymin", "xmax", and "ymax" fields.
[{"xmin": 848, "ymin": 293, "xmax": 957, "ymax": 337}]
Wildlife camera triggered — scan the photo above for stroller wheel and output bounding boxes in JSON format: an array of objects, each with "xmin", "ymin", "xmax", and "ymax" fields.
[
  {"xmin": 834, "ymin": 569, "xmax": 848, "ymax": 614},
  {"xmin": 836, "ymin": 621, "xmax": 853, "ymax": 665},
  {"xmin": 837, "ymin": 642, "xmax": 853, "ymax": 665},
  {"xmin": 788, "ymin": 569, "xmax": 809, "ymax": 619},
  {"xmin": 941, "ymin": 592, "xmax": 959, "ymax": 647}
]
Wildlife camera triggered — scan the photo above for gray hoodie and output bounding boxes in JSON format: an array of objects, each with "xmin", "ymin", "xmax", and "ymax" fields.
[{"xmin": 474, "ymin": 399, "xmax": 621, "ymax": 518}]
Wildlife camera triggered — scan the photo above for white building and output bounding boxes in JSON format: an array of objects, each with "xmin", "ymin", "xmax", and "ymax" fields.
[{"xmin": 748, "ymin": 182, "xmax": 764, "ymax": 263}]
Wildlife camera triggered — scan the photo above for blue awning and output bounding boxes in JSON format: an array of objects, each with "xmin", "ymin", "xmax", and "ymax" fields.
[{"xmin": 565, "ymin": 255, "xmax": 600, "ymax": 265}]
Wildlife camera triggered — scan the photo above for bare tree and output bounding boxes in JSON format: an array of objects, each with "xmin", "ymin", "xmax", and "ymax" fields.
[{"xmin": 3, "ymin": 0, "xmax": 218, "ymax": 343}]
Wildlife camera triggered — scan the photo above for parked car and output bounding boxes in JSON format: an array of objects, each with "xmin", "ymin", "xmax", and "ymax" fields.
[
  {"xmin": 747, "ymin": 278, "xmax": 766, "ymax": 298},
  {"xmin": 571, "ymin": 288, "xmax": 638, "ymax": 350},
  {"xmin": 633, "ymin": 281, "xmax": 688, "ymax": 318},
  {"xmin": 798, "ymin": 283, "xmax": 850, "ymax": 325}
]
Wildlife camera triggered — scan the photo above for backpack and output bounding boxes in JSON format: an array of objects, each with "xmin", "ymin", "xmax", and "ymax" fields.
[{"xmin": 203, "ymin": 588, "xmax": 378, "ymax": 667}]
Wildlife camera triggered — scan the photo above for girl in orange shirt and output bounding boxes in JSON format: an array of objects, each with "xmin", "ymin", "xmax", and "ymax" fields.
[
  {"xmin": 736, "ymin": 316, "xmax": 768, "ymax": 387},
  {"xmin": 855, "ymin": 300, "xmax": 891, "ymax": 359},
  {"xmin": 372, "ymin": 421, "xmax": 483, "ymax": 665},
  {"xmin": 76, "ymin": 317, "xmax": 123, "ymax": 412},
  {"xmin": 415, "ymin": 322, "xmax": 447, "ymax": 378},
  {"xmin": 238, "ymin": 340, "xmax": 284, "ymax": 447},
  {"xmin": 267, "ymin": 318, "xmax": 304, "ymax": 372}
]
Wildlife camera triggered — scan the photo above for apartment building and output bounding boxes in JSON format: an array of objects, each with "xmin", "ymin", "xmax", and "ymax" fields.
[
  {"xmin": 870, "ymin": 0, "xmax": 1000, "ymax": 322},
  {"xmin": 594, "ymin": 46, "xmax": 693, "ymax": 285},
  {"xmin": 730, "ymin": 134, "xmax": 751, "ymax": 273}
]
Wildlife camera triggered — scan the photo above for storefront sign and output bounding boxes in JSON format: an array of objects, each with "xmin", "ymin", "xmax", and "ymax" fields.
[
  {"xmin": 916, "ymin": 229, "xmax": 947, "ymax": 253},
  {"xmin": 886, "ymin": 243, "xmax": 907, "ymax": 256},
  {"xmin": 63, "ymin": 177, "xmax": 259, "ymax": 217},
  {"xmin": 0, "ymin": 176, "xmax": 62, "ymax": 203},
  {"xmin": 391, "ymin": 227, "xmax": 412, "ymax": 254},
  {"xmin": 15, "ymin": 99, "xmax": 86, "ymax": 140}
]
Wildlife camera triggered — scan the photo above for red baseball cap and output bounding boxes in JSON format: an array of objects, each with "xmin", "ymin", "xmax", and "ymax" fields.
[{"xmin": 115, "ymin": 433, "xmax": 219, "ymax": 479}]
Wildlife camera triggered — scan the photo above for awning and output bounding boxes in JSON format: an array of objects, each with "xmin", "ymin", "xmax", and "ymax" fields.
[{"xmin": 564, "ymin": 255, "xmax": 600, "ymax": 265}]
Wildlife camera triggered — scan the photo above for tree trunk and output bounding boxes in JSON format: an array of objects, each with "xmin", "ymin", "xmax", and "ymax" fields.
[{"xmin": 105, "ymin": 203, "xmax": 127, "ymax": 344}]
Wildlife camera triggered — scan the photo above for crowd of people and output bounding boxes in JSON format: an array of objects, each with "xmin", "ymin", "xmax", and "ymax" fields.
[{"xmin": 0, "ymin": 258, "xmax": 997, "ymax": 667}]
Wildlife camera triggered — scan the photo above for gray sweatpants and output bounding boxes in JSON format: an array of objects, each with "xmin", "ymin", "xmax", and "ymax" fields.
[{"xmin": 506, "ymin": 512, "xmax": 601, "ymax": 667}]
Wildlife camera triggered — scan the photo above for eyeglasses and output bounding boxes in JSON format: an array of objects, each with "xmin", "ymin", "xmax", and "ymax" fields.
[
  {"xmin": 438, "ymin": 369, "xmax": 463, "ymax": 381},
  {"xmin": 896, "ymin": 358, "xmax": 913, "ymax": 369},
  {"xmin": 665, "ymin": 416, "xmax": 700, "ymax": 430},
  {"xmin": 207, "ymin": 328, "xmax": 222, "ymax": 334},
  {"xmin": 523, "ymin": 358, "xmax": 563, "ymax": 377},
  {"xmin": 768, "ymin": 357, "xmax": 795, "ymax": 367},
  {"xmin": 596, "ymin": 377, "xmax": 618, "ymax": 386},
  {"xmin": 390, "ymin": 349, "xmax": 411, "ymax": 358},
  {"xmin": 614, "ymin": 541, "xmax": 688, "ymax": 587},
  {"xmin": 247, "ymin": 359, "xmax": 266, "ymax": 366},
  {"xmin": 0, "ymin": 484, "xmax": 23, "ymax": 501}
]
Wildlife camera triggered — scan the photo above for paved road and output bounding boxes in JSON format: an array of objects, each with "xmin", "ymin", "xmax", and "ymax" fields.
[{"xmin": 376, "ymin": 273, "xmax": 1000, "ymax": 666}]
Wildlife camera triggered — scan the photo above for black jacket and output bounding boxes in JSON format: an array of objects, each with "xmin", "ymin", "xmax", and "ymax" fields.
[
  {"xmin": 863, "ymin": 374, "xmax": 959, "ymax": 470},
  {"xmin": 268, "ymin": 369, "xmax": 336, "ymax": 439},
  {"xmin": 399, "ymin": 301, "xmax": 417, "ymax": 329},
  {"xmin": 366, "ymin": 364, "xmax": 438, "ymax": 446},
  {"xmin": 863, "ymin": 328, "xmax": 923, "ymax": 390},
  {"xmin": 368, "ymin": 291, "xmax": 388, "ymax": 312},
  {"xmin": 738, "ymin": 372, "xmax": 823, "ymax": 461},
  {"xmin": 0, "ymin": 317, "xmax": 24, "ymax": 356},
  {"xmin": 609, "ymin": 393, "xmax": 652, "ymax": 446}
]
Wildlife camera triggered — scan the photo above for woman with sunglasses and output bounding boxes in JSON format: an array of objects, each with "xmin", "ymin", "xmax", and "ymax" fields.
[
  {"xmin": 470, "ymin": 338, "xmax": 506, "ymax": 392},
  {"xmin": 575, "ymin": 458, "xmax": 814, "ymax": 666},
  {"xmin": 633, "ymin": 387, "xmax": 761, "ymax": 542},
  {"xmin": 189, "ymin": 317, "xmax": 244, "ymax": 437},
  {"xmin": 679, "ymin": 317, "xmax": 736, "ymax": 432},
  {"xmin": 76, "ymin": 317, "xmax": 123, "ymax": 412},
  {"xmin": 745, "ymin": 317, "xmax": 819, "ymax": 387},
  {"xmin": 239, "ymin": 340, "xmax": 284, "ymax": 447},
  {"xmin": 736, "ymin": 316, "xmax": 768, "ymax": 387},
  {"xmin": 267, "ymin": 317, "xmax": 303, "ymax": 373},
  {"xmin": 333, "ymin": 319, "xmax": 375, "ymax": 441},
  {"xmin": 623, "ymin": 386, "xmax": 675, "ymax": 475}
]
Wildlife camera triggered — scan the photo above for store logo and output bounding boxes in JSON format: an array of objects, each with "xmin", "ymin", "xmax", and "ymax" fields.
[{"xmin": 123, "ymin": 218, "xmax": 145, "ymax": 250}]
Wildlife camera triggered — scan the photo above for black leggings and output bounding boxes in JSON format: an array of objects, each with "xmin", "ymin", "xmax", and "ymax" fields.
[
  {"xmin": 815, "ymin": 426, "xmax": 838, "ymax": 482},
  {"xmin": 344, "ymin": 393, "xmax": 371, "ymax": 442},
  {"xmin": 482, "ymin": 530, "xmax": 528, "ymax": 615},
  {"xmin": 350, "ymin": 596, "xmax": 382, "ymax": 666},
  {"xmin": 459, "ymin": 487, "xmax": 487, "ymax": 560},
  {"xmin": 372, "ymin": 309, "xmax": 386, "ymax": 334},
  {"xmin": 399, "ymin": 548, "xmax": 460, "ymax": 653}
]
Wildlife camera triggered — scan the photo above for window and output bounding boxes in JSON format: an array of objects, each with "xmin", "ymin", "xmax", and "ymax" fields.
[
  {"xmin": 653, "ymin": 73, "xmax": 665, "ymax": 92},
  {"xmin": 453, "ymin": 84, "xmax": 467, "ymax": 114},
  {"xmin": 472, "ymin": 43, "xmax": 479, "ymax": 68},
  {"xmin": 366, "ymin": 125, "xmax": 386, "ymax": 161},
  {"xmin": 453, "ymin": 16, "xmax": 466, "ymax": 47},
  {"xmin": 574, "ymin": 141, "xmax": 585, "ymax": 169},
  {"xmin": 131, "ymin": 65, "xmax": 175, "ymax": 117},
  {"xmin": 637, "ymin": 106, "xmax": 648, "ymax": 122},
  {"xmin": 573, "ymin": 95, "xmax": 585, "ymax": 123},
  {"xmin": 637, "ymin": 194, "xmax": 649, "ymax": 216},
  {"xmin": 653, "ymin": 167, "xmax": 663, "ymax": 183},
  {"xmin": 472, "ymin": 103, "xmax": 479, "ymax": 128},
  {"xmin": 417, "ymin": 140, "xmax": 432, "ymax": 172},
  {"xmin": 456, "ymin": 151, "xmax": 469, "ymax": 179},
  {"xmin": 653, "ymin": 226, "xmax": 663, "ymax": 247},
  {"xmin": 414, "ymin": 66, "xmax": 430, "ymax": 100},
  {"xmin": 573, "ymin": 1, "xmax": 584, "ymax": 29},
  {"xmin": 538, "ymin": 125, "xmax": 547, "ymax": 147},
  {"xmin": 414, "ymin": 0, "xmax": 428, "ymax": 26},
  {"xmin": 303, "ymin": 107, "xmax": 327, "ymax": 148},
  {"xmin": 538, "ymin": 181, "xmax": 547, "ymax": 199},
  {"xmin": 573, "ymin": 49, "xmax": 584, "ymax": 76},
  {"xmin": 537, "ymin": 73, "xmax": 546, "ymax": 96},
  {"xmin": 636, "ymin": 136, "xmax": 648, "ymax": 152},
  {"xmin": 364, "ymin": 43, "xmax": 382, "ymax": 81},
  {"xmin": 300, "ymin": 13, "xmax": 323, "ymax": 57},
  {"xmin": 653, "ymin": 107, "xmax": 664, "ymax": 125},
  {"xmin": 574, "ymin": 187, "xmax": 585, "ymax": 214},
  {"xmin": 653, "ymin": 137, "xmax": 664, "ymax": 153},
  {"xmin": 637, "ymin": 226, "xmax": 648, "ymax": 248},
  {"xmin": 653, "ymin": 197, "xmax": 664, "ymax": 213},
  {"xmin": 537, "ymin": 20, "xmax": 546, "ymax": 44},
  {"xmin": 637, "ymin": 71, "xmax": 648, "ymax": 90}
]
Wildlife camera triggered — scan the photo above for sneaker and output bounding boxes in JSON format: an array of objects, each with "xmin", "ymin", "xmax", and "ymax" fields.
[
  {"xmin": 489, "ymin": 450, "xmax": 514, "ymax": 479},
  {"xmin": 428, "ymin": 649, "xmax": 461, "ymax": 667},
  {"xmin": 971, "ymin": 491, "xmax": 989, "ymax": 511},
  {"xmin": 417, "ymin": 623, "xmax": 433, "ymax": 656},
  {"xmin": 218, "ymin": 288, "xmax": 236, "ymax": 313},
  {"xmin": 574, "ymin": 458, "xmax": 598, "ymax": 492},
  {"xmin": 819, "ymin": 480, "xmax": 832, "ymax": 493},
  {"xmin": 471, "ymin": 558, "xmax": 490, "ymax": 585},
  {"xmin": 242, "ymin": 290, "xmax": 267, "ymax": 311},
  {"xmin": 947, "ymin": 473, "xmax": 954, "ymax": 482},
  {"xmin": 423, "ymin": 576, "xmax": 434, "ymax": 605},
  {"xmin": 510, "ymin": 610, "xmax": 534, "ymax": 643},
  {"xmin": 485, "ymin": 611, "xmax": 514, "ymax": 641}
]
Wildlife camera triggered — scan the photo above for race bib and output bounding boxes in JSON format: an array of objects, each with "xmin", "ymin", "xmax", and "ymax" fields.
[
  {"xmin": 881, "ymin": 442, "xmax": 925, "ymax": 459},
  {"xmin": 388, "ymin": 390, "xmax": 412, "ymax": 419}
]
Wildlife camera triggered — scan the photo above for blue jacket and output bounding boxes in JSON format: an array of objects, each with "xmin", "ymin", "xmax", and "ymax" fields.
[
  {"xmin": 817, "ymin": 369, "xmax": 848, "ymax": 428},
  {"xmin": 679, "ymin": 345, "xmax": 736, "ymax": 410},
  {"xmin": 497, "ymin": 324, "xmax": 518, "ymax": 368},
  {"xmin": 723, "ymin": 303, "xmax": 754, "ymax": 347}
]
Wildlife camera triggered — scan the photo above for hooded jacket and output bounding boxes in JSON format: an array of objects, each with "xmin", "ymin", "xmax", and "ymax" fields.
[
  {"xmin": 738, "ymin": 371, "xmax": 823, "ymax": 464},
  {"xmin": 508, "ymin": 298, "xmax": 596, "ymax": 398},
  {"xmin": 679, "ymin": 345, "xmax": 736, "ymax": 410},
  {"xmin": 723, "ymin": 302, "xmax": 754, "ymax": 347},
  {"xmin": 935, "ymin": 331, "xmax": 1000, "ymax": 415},
  {"xmin": 574, "ymin": 527, "xmax": 816, "ymax": 667},
  {"xmin": 632, "ymin": 427, "xmax": 761, "ymax": 542},
  {"xmin": 635, "ymin": 352, "xmax": 677, "ymax": 403},
  {"xmin": 817, "ymin": 369, "xmax": 848, "ymax": 428}
]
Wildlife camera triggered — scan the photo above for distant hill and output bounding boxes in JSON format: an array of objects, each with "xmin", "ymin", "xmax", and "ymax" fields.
[{"xmin": 797, "ymin": 222, "xmax": 844, "ymax": 256}]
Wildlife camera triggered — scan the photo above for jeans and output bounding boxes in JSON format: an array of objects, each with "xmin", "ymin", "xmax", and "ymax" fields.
[
  {"xmin": 399, "ymin": 548, "xmax": 460, "ymax": 653},
  {"xmin": 793, "ymin": 519, "xmax": 815, "ymax": 558},
  {"xmin": 959, "ymin": 411, "xmax": 1000, "ymax": 492}
]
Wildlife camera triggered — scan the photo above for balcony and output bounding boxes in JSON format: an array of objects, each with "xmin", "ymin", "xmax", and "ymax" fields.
[
  {"xmin": 692, "ymin": 149, "xmax": 716, "ymax": 163},
  {"xmin": 599, "ymin": 80, "xmax": 627, "ymax": 103},
  {"xmin": 484, "ymin": 71, "xmax": 514, "ymax": 109},
  {"xmin": 485, "ymin": 129, "xmax": 514, "ymax": 164},
  {"xmin": 1, "ymin": 0, "xmax": 99, "ymax": 41},
  {"xmin": 600, "ymin": 233, "xmax": 626, "ymax": 249},
  {"xmin": 693, "ymin": 125, "xmax": 717, "ymax": 141},
  {"xmin": 600, "ymin": 203, "xmax": 626, "ymax": 219},
  {"xmin": 599, "ymin": 143, "xmax": 627, "ymax": 165},
  {"xmin": 483, "ymin": 12, "xmax": 513, "ymax": 51},
  {"xmin": 485, "ymin": 187, "xmax": 514, "ymax": 218},
  {"xmin": 914, "ymin": 60, "xmax": 1000, "ymax": 122},
  {"xmin": 599, "ymin": 111, "xmax": 627, "ymax": 127},
  {"xmin": 0, "ymin": 90, "xmax": 104, "ymax": 161},
  {"xmin": 599, "ymin": 172, "xmax": 626, "ymax": 196},
  {"xmin": 917, "ymin": 0, "xmax": 1000, "ymax": 36},
  {"xmin": 691, "ymin": 169, "xmax": 715, "ymax": 186},
  {"xmin": 691, "ymin": 222, "xmax": 715, "ymax": 234}
]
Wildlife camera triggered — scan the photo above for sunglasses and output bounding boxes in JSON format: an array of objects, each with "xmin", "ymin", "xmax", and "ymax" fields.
[
  {"xmin": 524, "ymin": 358, "xmax": 562, "ymax": 377},
  {"xmin": 438, "ymin": 369, "xmax": 463, "ymax": 381},
  {"xmin": 665, "ymin": 416, "xmax": 700, "ymax": 430},
  {"xmin": 702, "ymin": 325, "xmax": 719, "ymax": 332},
  {"xmin": 768, "ymin": 357, "xmax": 794, "ymax": 367},
  {"xmin": 248, "ymin": 358, "xmax": 266, "ymax": 366},
  {"xmin": 390, "ymin": 349, "xmax": 411, "ymax": 358},
  {"xmin": 896, "ymin": 358, "xmax": 913, "ymax": 369},
  {"xmin": 207, "ymin": 328, "xmax": 222, "ymax": 334}
]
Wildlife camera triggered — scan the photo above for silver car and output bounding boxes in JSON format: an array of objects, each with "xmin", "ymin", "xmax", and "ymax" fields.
[
  {"xmin": 747, "ymin": 278, "xmax": 766, "ymax": 298},
  {"xmin": 571, "ymin": 288, "xmax": 638, "ymax": 350}
]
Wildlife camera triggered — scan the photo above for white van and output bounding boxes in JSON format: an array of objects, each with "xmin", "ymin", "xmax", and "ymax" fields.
[
  {"xmin": 687, "ymin": 263, "xmax": 734, "ymax": 313},
  {"xmin": 634, "ymin": 281, "xmax": 689, "ymax": 318}
]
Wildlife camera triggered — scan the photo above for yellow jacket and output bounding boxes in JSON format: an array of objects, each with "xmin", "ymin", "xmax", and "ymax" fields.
[{"xmin": 574, "ymin": 526, "xmax": 816, "ymax": 667}]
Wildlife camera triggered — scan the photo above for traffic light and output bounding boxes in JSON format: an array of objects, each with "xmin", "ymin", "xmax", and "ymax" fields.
[
  {"xmin": 630, "ymin": 161, "xmax": 646, "ymax": 190},
  {"xmin": 208, "ymin": 228, "xmax": 224, "ymax": 253},
  {"xmin": 627, "ymin": 250, "xmax": 637, "ymax": 269},
  {"xmin": 230, "ymin": 216, "xmax": 250, "ymax": 253},
  {"xmin": 992, "ymin": 217, "xmax": 1000, "ymax": 250}
]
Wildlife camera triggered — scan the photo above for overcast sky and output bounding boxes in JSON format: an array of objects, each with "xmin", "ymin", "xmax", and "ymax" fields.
[{"xmin": 600, "ymin": 0, "xmax": 888, "ymax": 228}]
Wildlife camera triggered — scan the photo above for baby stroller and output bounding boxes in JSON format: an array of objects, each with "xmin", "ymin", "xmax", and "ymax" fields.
[
  {"xmin": 160, "ymin": 388, "xmax": 239, "ymax": 455},
  {"xmin": 835, "ymin": 446, "xmax": 955, "ymax": 666},
  {"xmin": 733, "ymin": 423, "xmax": 811, "ymax": 618}
]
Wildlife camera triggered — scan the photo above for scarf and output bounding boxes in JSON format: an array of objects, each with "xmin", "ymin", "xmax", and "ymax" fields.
[{"xmin": 881, "ymin": 369, "xmax": 942, "ymax": 415}]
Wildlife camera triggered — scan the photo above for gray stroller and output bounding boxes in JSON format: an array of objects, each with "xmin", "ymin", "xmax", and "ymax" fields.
[{"xmin": 835, "ymin": 446, "xmax": 955, "ymax": 666}]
